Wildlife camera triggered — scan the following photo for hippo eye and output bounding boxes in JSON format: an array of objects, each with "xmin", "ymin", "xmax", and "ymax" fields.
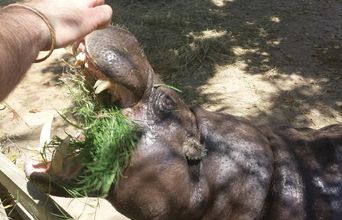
[
  {"xmin": 156, "ymin": 94, "xmax": 176, "ymax": 115},
  {"xmin": 162, "ymin": 95, "xmax": 176, "ymax": 112}
]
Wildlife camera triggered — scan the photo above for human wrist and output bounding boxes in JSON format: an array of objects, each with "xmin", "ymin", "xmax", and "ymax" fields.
[{"xmin": 2, "ymin": 5, "xmax": 51, "ymax": 52}]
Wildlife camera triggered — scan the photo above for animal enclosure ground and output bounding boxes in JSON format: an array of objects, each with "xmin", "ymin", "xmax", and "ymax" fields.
[{"xmin": 109, "ymin": 0, "xmax": 341, "ymax": 128}]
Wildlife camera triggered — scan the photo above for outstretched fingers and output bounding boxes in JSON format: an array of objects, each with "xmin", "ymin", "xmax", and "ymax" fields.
[
  {"xmin": 86, "ymin": 4, "xmax": 113, "ymax": 29},
  {"xmin": 86, "ymin": 0, "xmax": 106, "ymax": 8}
]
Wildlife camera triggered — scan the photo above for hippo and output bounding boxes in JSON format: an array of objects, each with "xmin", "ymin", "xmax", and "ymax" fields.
[{"xmin": 25, "ymin": 25, "xmax": 342, "ymax": 220}]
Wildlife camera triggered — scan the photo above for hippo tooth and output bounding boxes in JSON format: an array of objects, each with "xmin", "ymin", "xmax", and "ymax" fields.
[
  {"xmin": 94, "ymin": 80, "xmax": 112, "ymax": 94},
  {"xmin": 76, "ymin": 52, "xmax": 86, "ymax": 61},
  {"xmin": 39, "ymin": 113, "xmax": 54, "ymax": 150},
  {"xmin": 93, "ymin": 79, "xmax": 106, "ymax": 89},
  {"xmin": 74, "ymin": 52, "xmax": 86, "ymax": 66}
]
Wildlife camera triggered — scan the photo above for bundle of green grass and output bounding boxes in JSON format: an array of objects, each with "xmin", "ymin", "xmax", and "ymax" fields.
[{"xmin": 50, "ymin": 67, "xmax": 138, "ymax": 197}]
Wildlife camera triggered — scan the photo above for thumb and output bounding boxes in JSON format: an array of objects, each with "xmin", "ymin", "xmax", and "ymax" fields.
[{"xmin": 87, "ymin": 4, "xmax": 113, "ymax": 29}]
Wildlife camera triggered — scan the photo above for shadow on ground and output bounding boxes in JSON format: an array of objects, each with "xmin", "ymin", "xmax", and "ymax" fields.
[
  {"xmin": 108, "ymin": 0, "xmax": 342, "ymax": 127},
  {"xmin": 0, "ymin": 0, "xmax": 16, "ymax": 7}
]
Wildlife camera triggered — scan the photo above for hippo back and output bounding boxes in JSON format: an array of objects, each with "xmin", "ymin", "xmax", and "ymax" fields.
[{"xmin": 261, "ymin": 124, "xmax": 342, "ymax": 220}]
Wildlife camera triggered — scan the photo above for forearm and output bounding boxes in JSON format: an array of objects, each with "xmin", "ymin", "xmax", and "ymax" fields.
[
  {"xmin": 0, "ymin": 0, "xmax": 112, "ymax": 101},
  {"xmin": 0, "ymin": 6, "xmax": 49, "ymax": 101}
]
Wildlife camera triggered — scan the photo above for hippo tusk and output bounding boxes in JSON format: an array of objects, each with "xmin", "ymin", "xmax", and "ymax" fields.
[
  {"xmin": 94, "ymin": 79, "xmax": 112, "ymax": 94},
  {"xmin": 74, "ymin": 52, "xmax": 86, "ymax": 67},
  {"xmin": 39, "ymin": 113, "xmax": 54, "ymax": 151}
]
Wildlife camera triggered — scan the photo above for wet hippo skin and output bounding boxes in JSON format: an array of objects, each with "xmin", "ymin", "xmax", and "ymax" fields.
[{"xmin": 27, "ymin": 26, "xmax": 342, "ymax": 220}]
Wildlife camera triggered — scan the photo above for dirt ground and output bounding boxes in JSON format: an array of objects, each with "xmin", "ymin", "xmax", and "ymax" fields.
[
  {"xmin": 107, "ymin": 0, "xmax": 341, "ymax": 128},
  {"xmin": 0, "ymin": 0, "xmax": 341, "ymax": 218}
]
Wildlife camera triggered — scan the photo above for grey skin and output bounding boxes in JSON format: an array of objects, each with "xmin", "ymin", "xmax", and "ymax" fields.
[{"xmin": 26, "ymin": 26, "xmax": 342, "ymax": 220}]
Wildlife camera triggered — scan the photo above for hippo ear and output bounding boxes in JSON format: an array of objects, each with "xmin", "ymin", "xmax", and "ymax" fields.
[
  {"xmin": 85, "ymin": 26, "xmax": 155, "ymax": 103},
  {"xmin": 183, "ymin": 137, "xmax": 206, "ymax": 160}
]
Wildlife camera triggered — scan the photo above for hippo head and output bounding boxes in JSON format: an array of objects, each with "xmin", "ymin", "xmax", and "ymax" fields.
[{"xmin": 76, "ymin": 26, "xmax": 204, "ymax": 160}]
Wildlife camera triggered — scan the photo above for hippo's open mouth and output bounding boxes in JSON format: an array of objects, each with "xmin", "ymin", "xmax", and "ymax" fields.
[
  {"xmin": 71, "ymin": 26, "xmax": 155, "ymax": 109},
  {"xmin": 73, "ymin": 41, "xmax": 141, "ymax": 108}
]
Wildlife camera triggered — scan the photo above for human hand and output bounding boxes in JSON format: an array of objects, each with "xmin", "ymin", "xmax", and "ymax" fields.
[{"xmin": 25, "ymin": 0, "xmax": 113, "ymax": 49}]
